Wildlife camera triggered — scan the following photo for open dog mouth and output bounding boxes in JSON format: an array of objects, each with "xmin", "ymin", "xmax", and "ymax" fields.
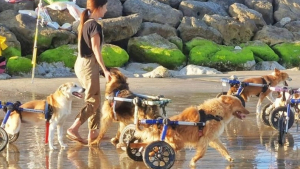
[
  {"xmin": 72, "ymin": 92, "xmax": 83, "ymax": 99},
  {"xmin": 234, "ymin": 111, "xmax": 247, "ymax": 120}
]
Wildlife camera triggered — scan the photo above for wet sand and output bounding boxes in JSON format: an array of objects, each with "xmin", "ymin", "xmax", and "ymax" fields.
[{"xmin": 0, "ymin": 70, "xmax": 300, "ymax": 169}]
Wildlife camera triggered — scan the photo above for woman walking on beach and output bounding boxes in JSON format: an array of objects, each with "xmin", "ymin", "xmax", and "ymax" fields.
[{"xmin": 67, "ymin": 0, "xmax": 111, "ymax": 145}]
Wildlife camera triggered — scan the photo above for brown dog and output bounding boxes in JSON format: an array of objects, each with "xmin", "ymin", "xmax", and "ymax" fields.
[
  {"xmin": 227, "ymin": 68, "xmax": 292, "ymax": 114},
  {"xmin": 135, "ymin": 95, "xmax": 250, "ymax": 167},
  {"xmin": 90, "ymin": 68, "xmax": 162, "ymax": 147}
]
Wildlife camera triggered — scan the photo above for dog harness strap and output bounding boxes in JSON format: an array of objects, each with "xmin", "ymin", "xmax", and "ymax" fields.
[
  {"xmin": 44, "ymin": 101, "xmax": 49, "ymax": 121},
  {"xmin": 261, "ymin": 77, "xmax": 268, "ymax": 93},
  {"xmin": 44, "ymin": 102, "xmax": 53, "ymax": 122},
  {"xmin": 198, "ymin": 110, "xmax": 206, "ymax": 130},
  {"xmin": 113, "ymin": 90, "xmax": 120, "ymax": 121},
  {"xmin": 198, "ymin": 109, "xmax": 223, "ymax": 130}
]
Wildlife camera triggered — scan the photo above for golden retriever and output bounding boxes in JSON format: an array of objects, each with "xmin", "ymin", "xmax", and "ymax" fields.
[
  {"xmin": 135, "ymin": 95, "xmax": 250, "ymax": 167},
  {"xmin": 227, "ymin": 68, "xmax": 292, "ymax": 114},
  {"xmin": 4, "ymin": 82, "xmax": 85, "ymax": 150},
  {"xmin": 90, "ymin": 68, "xmax": 162, "ymax": 147}
]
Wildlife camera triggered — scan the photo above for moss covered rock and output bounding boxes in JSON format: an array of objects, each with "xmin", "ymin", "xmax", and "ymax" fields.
[
  {"xmin": 184, "ymin": 38, "xmax": 216, "ymax": 54},
  {"xmin": 128, "ymin": 34, "xmax": 186, "ymax": 69},
  {"xmin": 2, "ymin": 47, "xmax": 21, "ymax": 59},
  {"xmin": 39, "ymin": 44, "xmax": 77, "ymax": 69},
  {"xmin": 272, "ymin": 42, "xmax": 300, "ymax": 68},
  {"xmin": 188, "ymin": 39, "xmax": 255, "ymax": 71},
  {"xmin": 240, "ymin": 41, "xmax": 279, "ymax": 62},
  {"xmin": 6, "ymin": 56, "xmax": 32, "ymax": 75},
  {"xmin": 102, "ymin": 44, "xmax": 129, "ymax": 67}
]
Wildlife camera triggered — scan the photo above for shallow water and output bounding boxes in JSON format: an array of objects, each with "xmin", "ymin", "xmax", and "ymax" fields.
[{"xmin": 1, "ymin": 88, "xmax": 300, "ymax": 169}]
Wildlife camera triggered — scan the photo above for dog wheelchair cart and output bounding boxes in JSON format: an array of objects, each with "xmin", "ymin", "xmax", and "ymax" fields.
[
  {"xmin": 0, "ymin": 100, "xmax": 51, "ymax": 152},
  {"xmin": 267, "ymin": 87, "xmax": 300, "ymax": 145},
  {"xmin": 125, "ymin": 116, "xmax": 206, "ymax": 169},
  {"xmin": 108, "ymin": 94, "xmax": 171, "ymax": 150},
  {"xmin": 217, "ymin": 76, "xmax": 269, "ymax": 107}
]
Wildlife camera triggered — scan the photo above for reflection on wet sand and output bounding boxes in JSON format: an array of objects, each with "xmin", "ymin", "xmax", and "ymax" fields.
[{"xmin": 1, "ymin": 90, "xmax": 300, "ymax": 169}]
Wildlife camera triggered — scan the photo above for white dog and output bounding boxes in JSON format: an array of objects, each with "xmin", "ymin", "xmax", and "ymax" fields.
[{"xmin": 4, "ymin": 82, "xmax": 85, "ymax": 150}]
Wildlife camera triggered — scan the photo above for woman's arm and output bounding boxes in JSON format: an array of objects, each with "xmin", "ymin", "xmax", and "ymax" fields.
[{"xmin": 91, "ymin": 33, "xmax": 111, "ymax": 82}]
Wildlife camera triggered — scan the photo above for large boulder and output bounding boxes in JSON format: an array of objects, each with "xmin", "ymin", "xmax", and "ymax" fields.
[
  {"xmin": 208, "ymin": 0, "xmax": 245, "ymax": 11},
  {"xmin": 272, "ymin": 42, "xmax": 300, "ymax": 68},
  {"xmin": 177, "ymin": 16, "xmax": 223, "ymax": 44},
  {"xmin": 127, "ymin": 33, "xmax": 186, "ymax": 69},
  {"xmin": 0, "ymin": 25, "xmax": 21, "ymax": 58},
  {"xmin": 179, "ymin": 1, "xmax": 228, "ymax": 20},
  {"xmin": 123, "ymin": 0, "xmax": 183, "ymax": 27},
  {"xmin": 99, "ymin": 14, "xmax": 143, "ymax": 43},
  {"xmin": 253, "ymin": 25, "xmax": 294, "ymax": 45},
  {"xmin": 187, "ymin": 38, "xmax": 255, "ymax": 71},
  {"xmin": 244, "ymin": 0, "xmax": 273, "ymax": 25},
  {"xmin": 203, "ymin": 14, "xmax": 256, "ymax": 45},
  {"xmin": 274, "ymin": 0, "xmax": 300, "ymax": 22},
  {"xmin": 229, "ymin": 3, "xmax": 266, "ymax": 29},
  {"xmin": 135, "ymin": 22, "xmax": 177, "ymax": 39},
  {"xmin": 0, "ymin": 10, "xmax": 77, "ymax": 55}
]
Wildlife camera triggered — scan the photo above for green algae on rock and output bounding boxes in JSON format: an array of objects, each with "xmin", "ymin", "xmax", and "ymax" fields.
[
  {"xmin": 102, "ymin": 44, "xmax": 129, "ymax": 67},
  {"xmin": 39, "ymin": 44, "xmax": 77, "ymax": 69},
  {"xmin": 272, "ymin": 42, "xmax": 300, "ymax": 68},
  {"xmin": 7, "ymin": 56, "xmax": 32, "ymax": 75},
  {"xmin": 128, "ymin": 34, "xmax": 186, "ymax": 69}
]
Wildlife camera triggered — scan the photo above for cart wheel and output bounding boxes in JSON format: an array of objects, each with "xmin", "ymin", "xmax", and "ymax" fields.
[
  {"xmin": 269, "ymin": 106, "xmax": 294, "ymax": 130},
  {"xmin": 216, "ymin": 92, "xmax": 227, "ymax": 98},
  {"xmin": 143, "ymin": 141, "xmax": 175, "ymax": 169},
  {"xmin": 8, "ymin": 132, "xmax": 19, "ymax": 143},
  {"xmin": 126, "ymin": 137, "xmax": 143, "ymax": 161},
  {"xmin": 278, "ymin": 115, "xmax": 286, "ymax": 145},
  {"xmin": 260, "ymin": 103, "xmax": 273, "ymax": 126},
  {"xmin": 233, "ymin": 94, "xmax": 245, "ymax": 107},
  {"xmin": 0, "ymin": 127, "xmax": 8, "ymax": 151},
  {"xmin": 119, "ymin": 124, "xmax": 135, "ymax": 151}
]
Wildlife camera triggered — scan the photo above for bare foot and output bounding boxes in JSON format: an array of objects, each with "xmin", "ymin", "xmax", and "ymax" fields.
[{"xmin": 67, "ymin": 129, "xmax": 87, "ymax": 144}]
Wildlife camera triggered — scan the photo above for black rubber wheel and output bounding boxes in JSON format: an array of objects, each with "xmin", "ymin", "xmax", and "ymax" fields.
[
  {"xmin": 260, "ymin": 103, "xmax": 273, "ymax": 126},
  {"xmin": 269, "ymin": 106, "xmax": 294, "ymax": 130},
  {"xmin": 278, "ymin": 115, "xmax": 286, "ymax": 145},
  {"xmin": 143, "ymin": 141, "xmax": 175, "ymax": 169},
  {"xmin": 233, "ymin": 94, "xmax": 245, "ymax": 107},
  {"xmin": 216, "ymin": 92, "xmax": 227, "ymax": 98},
  {"xmin": 0, "ymin": 127, "xmax": 8, "ymax": 151},
  {"xmin": 8, "ymin": 132, "xmax": 19, "ymax": 143},
  {"xmin": 126, "ymin": 136, "xmax": 143, "ymax": 161}
]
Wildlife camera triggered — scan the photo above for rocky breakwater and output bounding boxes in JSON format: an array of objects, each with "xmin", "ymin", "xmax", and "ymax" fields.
[{"xmin": 0, "ymin": 0, "xmax": 299, "ymax": 79}]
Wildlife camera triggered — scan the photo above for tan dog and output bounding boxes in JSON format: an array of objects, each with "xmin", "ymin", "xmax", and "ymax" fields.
[
  {"xmin": 227, "ymin": 68, "xmax": 292, "ymax": 114},
  {"xmin": 90, "ymin": 68, "xmax": 162, "ymax": 147},
  {"xmin": 135, "ymin": 95, "xmax": 250, "ymax": 167},
  {"xmin": 4, "ymin": 82, "xmax": 85, "ymax": 150}
]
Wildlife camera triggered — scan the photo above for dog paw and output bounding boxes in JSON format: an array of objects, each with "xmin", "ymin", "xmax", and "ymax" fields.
[{"xmin": 189, "ymin": 161, "xmax": 196, "ymax": 167}]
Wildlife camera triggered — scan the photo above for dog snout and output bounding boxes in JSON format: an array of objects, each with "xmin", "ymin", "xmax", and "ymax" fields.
[
  {"xmin": 288, "ymin": 77, "xmax": 292, "ymax": 81},
  {"xmin": 81, "ymin": 88, "xmax": 85, "ymax": 93}
]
